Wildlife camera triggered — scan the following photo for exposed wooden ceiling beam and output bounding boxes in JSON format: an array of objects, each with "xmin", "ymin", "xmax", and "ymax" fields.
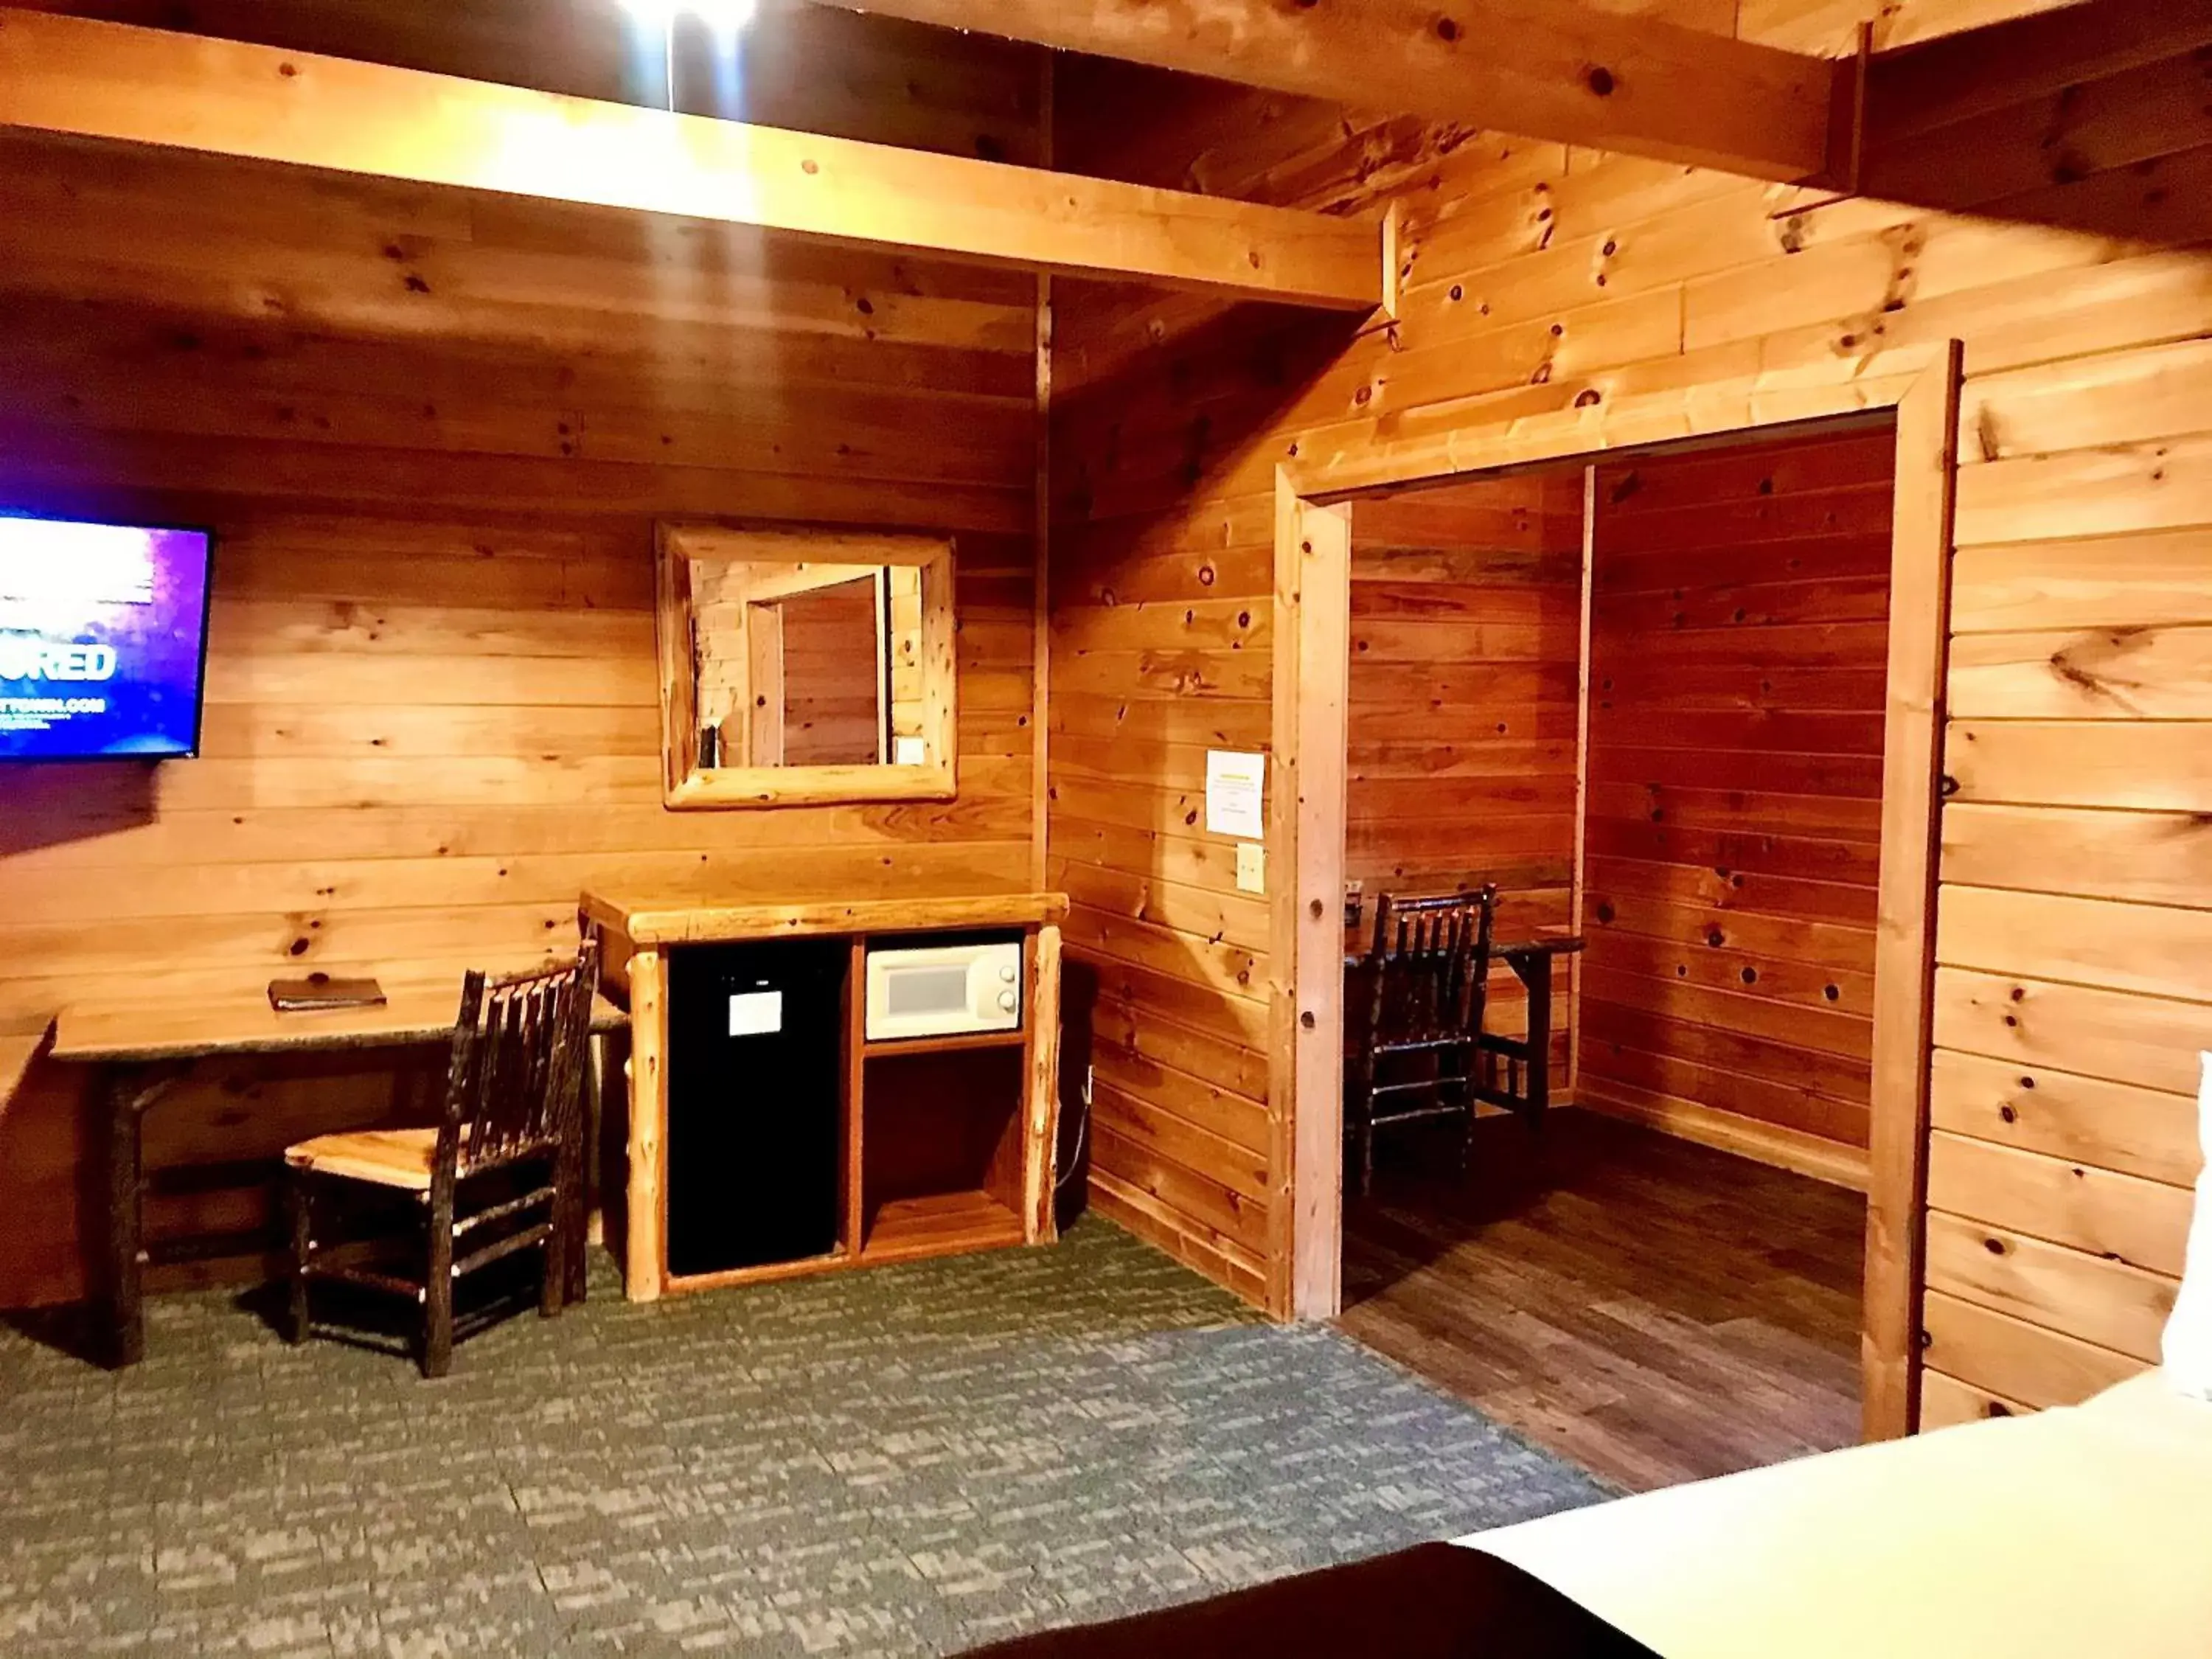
[
  {"xmin": 1863, "ymin": 0, "xmax": 2212, "ymax": 148},
  {"xmin": 804, "ymin": 0, "xmax": 1847, "ymax": 183},
  {"xmin": 0, "ymin": 7, "xmax": 1383, "ymax": 310},
  {"xmin": 1831, "ymin": 0, "xmax": 2212, "ymax": 212}
]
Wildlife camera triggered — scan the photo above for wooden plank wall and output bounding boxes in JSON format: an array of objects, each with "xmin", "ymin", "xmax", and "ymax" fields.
[
  {"xmin": 1051, "ymin": 0, "xmax": 2212, "ymax": 1382},
  {"xmin": 1345, "ymin": 473, "xmax": 1584, "ymax": 1069},
  {"xmin": 0, "ymin": 1, "xmax": 1043, "ymax": 1307},
  {"xmin": 1578, "ymin": 427, "xmax": 1894, "ymax": 1186}
]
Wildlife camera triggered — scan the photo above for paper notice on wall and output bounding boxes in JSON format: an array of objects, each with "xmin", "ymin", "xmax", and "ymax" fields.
[{"xmin": 1206, "ymin": 749, "xmax": 1267, "ymax": 841}]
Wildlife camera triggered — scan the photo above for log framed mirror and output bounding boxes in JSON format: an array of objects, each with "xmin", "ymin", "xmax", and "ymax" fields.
[{"xmin": 654, "ymin": 524, "xmax": 957, "ymax": 809}]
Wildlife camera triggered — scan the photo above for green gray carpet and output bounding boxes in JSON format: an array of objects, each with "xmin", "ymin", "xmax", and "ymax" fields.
[{"xmin": 0, "ymin": 1217, "xmax": 1607, "ymax": 1658}]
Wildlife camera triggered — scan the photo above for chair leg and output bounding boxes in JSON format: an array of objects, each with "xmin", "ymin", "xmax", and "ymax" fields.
[
  {"xmin": 539, "ymin": 1215, "xmax": 566, "ymax": 1321},
  {"xmin": 283, "ymin": 1168, "xmax": 311, "ymax": 1345},
  {"xmin": 422, "ymin": 1203, "xmax": 455, "ymax": 1380},
  {"xmin": 1357, "ymin": 1118, "xmax": 1376, "ymax": 1200}
]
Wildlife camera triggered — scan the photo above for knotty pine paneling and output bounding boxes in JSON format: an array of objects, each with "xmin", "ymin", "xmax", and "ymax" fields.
[
  {"xmin": 1345, "ymin": 472, "xmax": 1584, "ymax": 1064},
  {"xmin": 1578, "ymin": 427, "xmax": 1893, "ymax": 1175},
  {"xmin": 1050, "ymin": 1, "xmax": 2211, "ymax": 1391},
  {"xmin": 0, "ymin": 6, "xmax": 1043, "ymax": 1307}
]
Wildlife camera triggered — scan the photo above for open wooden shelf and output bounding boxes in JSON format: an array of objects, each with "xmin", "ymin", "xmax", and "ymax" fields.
[
  {"xmin": 857, "ymin": 1042, "xmax": 1028, "ymax": 1265},
  {"xmin": 860, "ymin": 1189, "xmax": 1024, "ymax": 1264}
]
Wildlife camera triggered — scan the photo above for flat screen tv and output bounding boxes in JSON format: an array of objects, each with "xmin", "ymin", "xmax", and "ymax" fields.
[{"xmin": 0, "ymin": 513, "xmax": 215, "ymax": 761}]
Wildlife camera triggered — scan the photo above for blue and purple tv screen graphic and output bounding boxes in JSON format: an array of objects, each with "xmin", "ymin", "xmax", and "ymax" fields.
[{"xmin": 0, "ymin": 515, "xmax": 214, "ymax": 761}]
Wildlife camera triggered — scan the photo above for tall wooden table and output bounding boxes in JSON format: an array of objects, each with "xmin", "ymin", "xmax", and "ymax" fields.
[{"xmin": 50, "ymin": 984, "xmax": 628, "ymax": 1368}]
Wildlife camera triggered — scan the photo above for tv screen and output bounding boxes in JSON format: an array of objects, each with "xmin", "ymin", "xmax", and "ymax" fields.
[{"xmin": 0, "ymin": 514, "xmax": 214, "ymax": 761}]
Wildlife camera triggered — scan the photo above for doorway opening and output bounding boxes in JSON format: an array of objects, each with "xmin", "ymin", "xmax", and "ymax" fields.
[{"xmin": 1270, "ymin": 347, "xmax": 1959, "ymax": 1481}]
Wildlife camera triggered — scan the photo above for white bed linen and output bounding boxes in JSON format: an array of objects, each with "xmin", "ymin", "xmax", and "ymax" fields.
[{"xmin": 1464, "ymin": 1373, "xmax": 2212, "ymax": 1659}]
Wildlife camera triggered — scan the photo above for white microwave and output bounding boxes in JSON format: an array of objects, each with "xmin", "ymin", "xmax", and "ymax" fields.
[{"xmin": 865, "ymin": 939, "xmax": 1023, "ymax": 1042}]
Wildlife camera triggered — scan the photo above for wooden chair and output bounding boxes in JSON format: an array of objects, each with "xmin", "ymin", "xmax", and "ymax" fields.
[
  {"xmin": 1344, "ymin": 888, "xmax": 1498, "ymax": 1198},
  {"xmin": 282, "ymin": 942, "xmax": 599, "ymax": 1377}
]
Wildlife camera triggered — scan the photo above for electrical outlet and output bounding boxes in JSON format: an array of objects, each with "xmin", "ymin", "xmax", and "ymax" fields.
[{"xmin": 1236, "ymin": 841, "xmax": 1266, "ymax": 894}]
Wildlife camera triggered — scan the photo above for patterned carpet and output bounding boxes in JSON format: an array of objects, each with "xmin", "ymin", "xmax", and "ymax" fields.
[{"xmin": 0, "ymin": 1217, "xmax": 1609, "ymax": 1658}]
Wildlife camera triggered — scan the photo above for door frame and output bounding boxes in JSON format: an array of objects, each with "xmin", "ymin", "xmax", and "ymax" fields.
[{"xmin": 1267, "ymin": 341, "xmax": 1964, "ymax": 1444}]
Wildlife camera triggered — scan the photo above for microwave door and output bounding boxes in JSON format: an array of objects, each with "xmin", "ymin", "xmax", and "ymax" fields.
[
  {"xmin": 885, "ymin": 961, "xmax": 971, "ymax": 1035},
  {"xmin": 866, "ymin": 940, "xmax": 1023, "ymax": 1040}
]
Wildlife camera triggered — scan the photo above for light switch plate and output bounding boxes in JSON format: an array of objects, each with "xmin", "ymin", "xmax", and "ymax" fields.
[{"xmin": 1236, "ymin": 841, "xmax": 1266, "ymax": 895}]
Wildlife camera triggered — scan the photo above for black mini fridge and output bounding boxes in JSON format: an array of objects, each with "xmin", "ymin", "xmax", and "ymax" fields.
[{"xmin": 665, "ymin": 938, "xmax": 847, "ymax": 1278}]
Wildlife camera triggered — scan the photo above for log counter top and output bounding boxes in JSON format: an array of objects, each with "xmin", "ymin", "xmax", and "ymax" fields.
[
  {"xmin": 581, "ymin": 885, "xmax": 1068, "ymax": 950},
  {"xmin": 581, "ymin": 885, "xmax": 1068, "ymax": 1304}
]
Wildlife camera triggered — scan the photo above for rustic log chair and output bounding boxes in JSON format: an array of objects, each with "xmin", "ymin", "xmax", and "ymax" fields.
[
  {"xmin": 282, "ymin": 941, "xmax": 599, "ymax": 1377},
  {"xmin": 1344, "ymin": 888, "xmax": 1498, "ymax": 1198}
]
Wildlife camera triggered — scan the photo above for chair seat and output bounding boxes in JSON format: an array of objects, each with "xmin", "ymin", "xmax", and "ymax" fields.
[{"xmin": 285, "ymin": 1128, "xmax": 442, "ymax": 1191}]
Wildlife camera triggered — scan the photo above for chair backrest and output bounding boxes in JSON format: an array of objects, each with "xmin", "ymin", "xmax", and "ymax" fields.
[
  {"xmin": 434, "ymin": 939, "xmax": 600, "ymax": 1179},
  {"xmin": 1362, "ymin": 888, "xmax": 1498, "ymax": 1049}
]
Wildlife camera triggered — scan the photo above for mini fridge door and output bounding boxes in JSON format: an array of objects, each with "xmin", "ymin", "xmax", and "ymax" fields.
[{"xmin": 665, "ymin": 938, "xmax": 847, "ymax": 1278}]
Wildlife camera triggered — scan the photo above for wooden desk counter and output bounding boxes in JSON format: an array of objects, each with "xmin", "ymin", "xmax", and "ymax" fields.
[
  {"xmin": 53, "ymin": 978, "xmax": 627, "ymax": 1368},
  {"xmin": 54, "ymin": 984, "xmax": 627, "ymax": 1065},
  {"xmin": 1, "ymin": 1024, "xmax": 49, "ymax": 1107}
]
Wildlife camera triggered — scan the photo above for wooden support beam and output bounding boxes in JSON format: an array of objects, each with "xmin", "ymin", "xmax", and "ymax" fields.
[
  {"xmin": 804, "ymin": 0, "xmax": 1846, "ymax": 183},
  {"xmin": 1863, "ymin": 0, "xmax": 2212, "ymax": 149},
  {"xmin": 0, "ymin": 7, "xmax": 1382, "ymax": 310},
  {"xmin": 1856, "ymin": 0, "xmax": 2212, "ymax": 212}
]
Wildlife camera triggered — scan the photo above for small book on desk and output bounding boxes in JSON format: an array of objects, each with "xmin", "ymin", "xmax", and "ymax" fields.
[{"xmin": 268, "ymin": 975, "xmax": 388, "ymax": 1013}]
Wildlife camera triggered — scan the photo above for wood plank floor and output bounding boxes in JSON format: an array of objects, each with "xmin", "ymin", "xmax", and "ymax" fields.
[{"xmin": 1338, "ymin": 1107, "xmax": 1864, "ymax": 1494}]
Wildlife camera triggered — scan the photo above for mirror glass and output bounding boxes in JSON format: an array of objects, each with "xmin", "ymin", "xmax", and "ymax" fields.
[
  {"xmin": 689, "ymin": 559, "xmax": 932, "ymax": 770},
  {"xmin": 654, "ymin": 525, "xmax": 956, "ymax": 810}
]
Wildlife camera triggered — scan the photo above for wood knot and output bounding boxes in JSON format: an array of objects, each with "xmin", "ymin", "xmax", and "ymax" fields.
[{"xmin": 1587, "ymin": 66, "xmax": 1616, "ymax": 96}]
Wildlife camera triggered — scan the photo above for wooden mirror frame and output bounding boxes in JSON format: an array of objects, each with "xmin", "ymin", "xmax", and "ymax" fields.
[{"xmin": 654, "ymin": 524, "xmax": 959, "ymax": 810}]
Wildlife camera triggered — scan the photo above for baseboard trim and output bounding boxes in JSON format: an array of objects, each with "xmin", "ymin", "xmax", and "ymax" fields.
[
  {"xmin": 1087, "ymin": 1170, "xmax": 1270, "ymax": 1311},
  {"xmin": 1571, "ymin": 1086, "xmax": 1870, "ymax": 1193}
]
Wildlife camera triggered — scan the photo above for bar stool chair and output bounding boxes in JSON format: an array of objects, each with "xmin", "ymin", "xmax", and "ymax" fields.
[
  {"xmin": 281, "ymin": 941, "xmax": 599, "ymax": 1377},
  {"xmin": 1344, "ymin": 888, "xmax": 1498, "ymax": 1198}
]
